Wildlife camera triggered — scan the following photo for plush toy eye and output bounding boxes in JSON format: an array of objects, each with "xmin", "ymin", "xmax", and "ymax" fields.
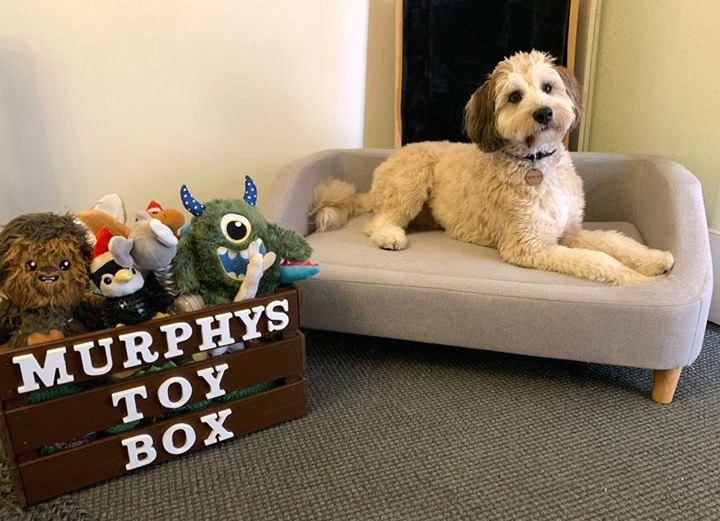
[
  {"xmin": 59, "ymin": 260, "xmax": 71, "ymax": 271},
  {"xmin": 26, "ymin": 260, "xmax": 38, "ymax": 272},
  {"xmin": 103, "ymin": 276, "xmax": 112, "ymax": 285},
  {"xmin": 220, "ymin": 213, "xmax": 252, "ymax": 244},
  {"xmin": 542, "ymin": 83, "xmax": 553, "ymax": 94},
  {"xmin": 508, "ymin": 91, "xmax": 523, "ymax": 104}
]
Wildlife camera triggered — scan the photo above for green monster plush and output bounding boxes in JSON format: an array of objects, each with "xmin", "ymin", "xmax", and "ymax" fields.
[{"xmin": 173, "ymin": 176, "xmax": 317, "ymax": 307}]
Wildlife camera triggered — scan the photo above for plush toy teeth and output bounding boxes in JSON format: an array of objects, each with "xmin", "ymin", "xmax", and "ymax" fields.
[
  {"xmin": 216, "ymin": 239, "xmax": 267, "ymax": 281},
  {"xmin": 38, "ymin": 275, "xmax": 60, "ymax": 283}
]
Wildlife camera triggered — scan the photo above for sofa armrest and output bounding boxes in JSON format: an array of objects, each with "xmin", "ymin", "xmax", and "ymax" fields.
[
  {"xmin": 574, "ymin": 152, "xmax": 711, "ymax": 294},
  {"xmin": 263, "ymin": 149, "xmax": 391, "ymax": 236}
]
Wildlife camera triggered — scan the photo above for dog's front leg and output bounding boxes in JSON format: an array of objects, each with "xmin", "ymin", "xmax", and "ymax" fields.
[
  {"xmin": 560, "ymin": 228, "xmax": 674, "ymax": 277},
  {"xmin": 501, "ymin": 244, "xmax": 653, "ymax": 285}
]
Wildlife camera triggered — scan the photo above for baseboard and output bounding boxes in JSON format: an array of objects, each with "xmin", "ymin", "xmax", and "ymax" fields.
[{"xmin": 708, "ymin": 229, "xmax": 720, "ymax": 325}]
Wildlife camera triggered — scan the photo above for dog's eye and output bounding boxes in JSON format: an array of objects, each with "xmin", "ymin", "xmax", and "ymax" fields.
[
  {"xmin": 542, "ymin": 83, "xmax": 553, "ymax": 94},
  {"xmin": 508, "ymin": 91, "xmax": 523, "ymax": 104}
]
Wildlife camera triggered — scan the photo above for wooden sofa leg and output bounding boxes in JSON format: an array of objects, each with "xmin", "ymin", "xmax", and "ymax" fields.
[{"xmin": 651, "ymin": 368, "xmax": 682, "ymax": 404}]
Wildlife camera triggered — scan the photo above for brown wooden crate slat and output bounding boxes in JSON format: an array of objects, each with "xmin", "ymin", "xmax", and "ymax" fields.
[
  {"xmin": 5, "ymin": 334, "xmax": 304, "ymax": 453},
  {"xmin": 0, "ymin": 286, "xmax": 308, "ymax": 507},
  {"xmin": 0, "ymin": 287, "xmax": 300, "ymax": 398},
  {"xmin": 19, "ymin": 380, "xmax": 307, "ymax": 506}
]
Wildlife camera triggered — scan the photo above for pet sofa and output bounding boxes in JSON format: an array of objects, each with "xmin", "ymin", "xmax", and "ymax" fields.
[{"xmin": 264, "ymin": 149, "xmax": 712, "ymax": 403}]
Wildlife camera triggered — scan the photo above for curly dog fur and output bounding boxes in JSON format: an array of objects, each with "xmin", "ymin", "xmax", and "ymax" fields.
[{"xmin": 310, "ymin": 51, "xmax": 673, "ymax": 285}]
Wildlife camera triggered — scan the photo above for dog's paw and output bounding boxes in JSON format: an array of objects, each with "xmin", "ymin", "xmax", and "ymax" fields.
[
  {"xmin": 633, "ymin": 249, "xmax": 674, "ymax": 277},
  {"xmin": 367, "ymin": 225, "xmax": 408, "ymax": 250},
  {"xmin": 612, "ymin": 268, "xmax": 654, "ymax": 286}
]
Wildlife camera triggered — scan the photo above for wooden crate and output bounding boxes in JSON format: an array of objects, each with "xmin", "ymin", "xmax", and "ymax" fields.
[{"xmin": 0, "ymin": 286, "xmax": 307, "ymax": 506}]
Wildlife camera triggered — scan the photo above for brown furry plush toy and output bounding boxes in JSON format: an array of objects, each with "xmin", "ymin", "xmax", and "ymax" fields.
[{"xmin": 0, "ymin": 213, "xmax": 98, "ymax": 348}]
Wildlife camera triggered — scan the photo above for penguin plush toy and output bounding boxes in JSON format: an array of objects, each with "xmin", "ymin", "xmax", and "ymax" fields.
[{"xmin": 91, "ymin": 226, "xmax": 173, "ymax": 328}]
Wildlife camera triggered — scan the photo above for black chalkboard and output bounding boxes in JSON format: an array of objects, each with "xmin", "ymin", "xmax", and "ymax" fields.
[{"xmin": 401, "ymin": 0, "xmax": 574, "ymax": 145}]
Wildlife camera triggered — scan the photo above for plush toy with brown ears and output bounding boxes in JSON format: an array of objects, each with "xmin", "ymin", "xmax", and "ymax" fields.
[{"xmin": 0, "ymin": 213, "xmax": 99, "ymax": 348}]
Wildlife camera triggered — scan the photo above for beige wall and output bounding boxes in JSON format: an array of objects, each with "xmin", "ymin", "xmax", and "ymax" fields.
[
  {"xmin": 586, "ymin": 0, "xmax": 720, "ymax": 228},
  {"xmin": 0, "ymin": 1, "xmax": 372, "ymax": 223},
  {"xmin": 9, "ymin": 1, "xmax": 715, "ymax": 230},
  {"xmin": 363, "ymin": 0, "xmax": 396, "ymax": 149}
]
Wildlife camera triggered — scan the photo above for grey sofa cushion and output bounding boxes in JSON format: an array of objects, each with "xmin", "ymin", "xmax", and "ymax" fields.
[{"xmin": 265, "ymin": 150, "xmax": 712, "ymax": 371}]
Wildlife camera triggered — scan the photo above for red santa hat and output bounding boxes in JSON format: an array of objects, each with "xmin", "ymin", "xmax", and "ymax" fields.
[
  {"xmin": 146, "ymin": 200, "xmax": 163, "ymax": 215},
  {"xmin": 91, "ymin": 226, "xmax": 115, "ymax": 273}
]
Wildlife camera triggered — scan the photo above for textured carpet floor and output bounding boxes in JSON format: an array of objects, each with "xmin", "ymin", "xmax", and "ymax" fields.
[{"xmin": 2, "ymin": 324, "xmax": 720, "ymax": 521}]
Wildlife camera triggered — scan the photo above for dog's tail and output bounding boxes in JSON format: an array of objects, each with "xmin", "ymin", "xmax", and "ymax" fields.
[{"xmin": 309, "ymin": 179, "xmax": 372, "ymax": 232}]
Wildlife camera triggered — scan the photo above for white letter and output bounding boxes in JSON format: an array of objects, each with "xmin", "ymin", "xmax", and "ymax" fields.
[
  {"xmin": 157, "ymin": 376, "xmax": 193, "ymax": 409},
  {"xmin": 159, "ymin": 322, "xmax": 193, "ymax": 359},
  {"xmin": 196, "ymin": 363, "xmax": 229, "ymax": 399},
  {"xmin": 266, "ymin": 299, "xmax": 290, "ymax": 332},
  {"xmin": 162, "ymin": 423, "xmax": 196, "ymax": 455},
  {"xmin": 201, "ymin": 408, "xmax": 234, "ymax": 446},
  {"xmin": 73, "ymin": 337, "xmax": 114, "ymax": 376},
  {"xmin": 233, "ymin": 305, "xmax": 265, "ymax": 341},
  {"xmin": 120, "ymin": 331, "xmax": 159, "ymax": 369},
  {"xmin": 122, "ymin": 434, "xmax": 157, "ymax": 471},
  {"xmin": 13, "ymin": 348, "xmax": 74, "ymax": 394},
  {"xmin": 195, "ymin": 312, "xmax": 235, "ymax": 351},
  {"xmin": 111, "ymin": 386, "xmax": 148, "ymax": 423}
]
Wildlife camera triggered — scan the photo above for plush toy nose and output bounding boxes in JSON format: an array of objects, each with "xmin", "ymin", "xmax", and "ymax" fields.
[
  {"xmin": 533, "ymin": 107, "xmax": 554, "ymax": 125},
  {"xmin": 115, "ymin": 269, "xmax": 134, "ymax": 283}
]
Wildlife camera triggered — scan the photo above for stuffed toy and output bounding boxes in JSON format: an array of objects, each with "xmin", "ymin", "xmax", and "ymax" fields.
[
  {"xmin": 145, "ymin": 201, "xmax": 185, "ymax": 236},
  {"xmin": 78, "ymin": 195, "xmax": 185, "ymax": 297},
  {"xmin": 110, "ymin": 211, "xmax": 178, "ymax": 272},
  {"xmin": 91, "ymin": 226, "xmax": 174, "ymax": 329},
  {"xmin": 173, "ymin": 176, "xmax": 318, "ymax": 307},
  {"xmin": 110, "ymin": 209, "xmax": 179, "ymax": 297},
  {"xmin": 0, "ymin": 213, "xmax": 98, "ymax": 347},
  {"xmin": 75, "ymin": 194, "xmax": 130, "ymax": 244}
]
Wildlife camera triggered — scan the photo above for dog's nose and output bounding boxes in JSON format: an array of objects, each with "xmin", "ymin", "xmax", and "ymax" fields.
[{"xmin": 533, "ymin": 107, "xmax": 553, "ymax": 125}]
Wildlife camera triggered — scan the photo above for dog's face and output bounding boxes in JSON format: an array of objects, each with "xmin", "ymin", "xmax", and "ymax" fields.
[{"xmin": 464, "ymin": 50, "xmax": 582, "ymax": 153}]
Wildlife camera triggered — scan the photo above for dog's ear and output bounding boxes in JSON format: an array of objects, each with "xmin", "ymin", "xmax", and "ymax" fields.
[
  {"xmin": 555, "ymin": 65, "xmax": 584, "ymax": 131},
  {"xmin": 463, "ymin": 77, "xmax": 505, "ymax": 152}
]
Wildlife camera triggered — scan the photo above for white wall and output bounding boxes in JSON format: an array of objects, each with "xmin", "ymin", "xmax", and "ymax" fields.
[{"xmin": 0, "ymin": 1, "xmax": 372, "ymax": 223}]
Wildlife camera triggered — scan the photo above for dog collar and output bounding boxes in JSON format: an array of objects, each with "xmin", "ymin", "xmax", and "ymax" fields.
[
  {"xmin": 519, "ymin": 149, "xmax": 557, "ymax": 163},
  {"xmin": 503, "ymin": 149, "xmax": 556, "ymax": 187}
]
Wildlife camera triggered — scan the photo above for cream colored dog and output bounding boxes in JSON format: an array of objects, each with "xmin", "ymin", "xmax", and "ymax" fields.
[{"xmin": 310, "ymin": 51, "xmax": 673, "ymax": 285}]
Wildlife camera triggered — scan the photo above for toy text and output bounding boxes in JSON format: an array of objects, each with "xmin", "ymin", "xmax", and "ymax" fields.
[{"xmin": 11, "ymin": 298, "xmax": 290, "ymax": 394}]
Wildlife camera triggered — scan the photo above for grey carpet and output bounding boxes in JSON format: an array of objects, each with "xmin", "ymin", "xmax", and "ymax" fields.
[{"xmin": 2, "ymin": 324, "xmax": 720, "ymax": 521}]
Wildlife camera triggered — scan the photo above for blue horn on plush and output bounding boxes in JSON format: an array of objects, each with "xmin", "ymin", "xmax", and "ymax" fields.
[
  {"xmin": 180, "ymin": 185, "xmax": 206, "ymax": 216},
  {"xmin": 244, "ymin": 176, "xmax": 258, "ymax": 207}
]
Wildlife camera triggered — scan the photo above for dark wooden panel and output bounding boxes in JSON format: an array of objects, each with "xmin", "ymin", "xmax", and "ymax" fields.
[
  {"xmin": 0, "ymin": 287, "xmax": 300, "ymax": 398},
  {"xmin": 17, "ymin": 379, "xmax": 307, "ymax": 506},
  {"xmin": 5, "ymin": 334, "xmax": 305, "ymax": 452},
  {"xmin": 0, "ymin": 287, "xmax": 308, "ymax": 507}
]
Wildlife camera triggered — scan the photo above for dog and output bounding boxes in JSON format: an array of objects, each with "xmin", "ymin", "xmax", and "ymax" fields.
[{"xmin": 309, "ymin": 50, "xmax": 673, "ymax": 285}]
